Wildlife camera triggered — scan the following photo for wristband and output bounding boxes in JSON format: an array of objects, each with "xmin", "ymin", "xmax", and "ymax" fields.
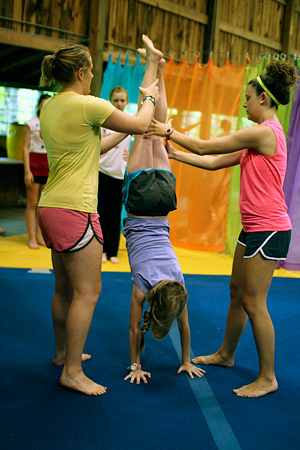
[
  {"xmin": 165, "ymin": 127, "xmax": 174, "ymax": 141},
  {"xmin": 127, "ymin": 363, "xmax": 141, "ymax": 371},
  {"xmin": 143, "ymin": 95, "xmax": 156, "ymax": 106}
]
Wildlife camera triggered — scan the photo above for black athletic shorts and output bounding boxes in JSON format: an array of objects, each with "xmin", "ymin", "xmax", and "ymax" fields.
[
  {"xmin": 238, "ymin": 229, "xmax": 291, "ymax": 260},
  {"xmin": 122, "ymin": 168, "xmax": 177, "ymax": 216}
]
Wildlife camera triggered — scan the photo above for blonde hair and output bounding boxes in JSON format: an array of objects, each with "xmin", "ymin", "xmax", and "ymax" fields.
[
  {"xmin": 140, "ymin": 280, "xmax": 188, "ymax": 351},
  {"xmin": 109, "ymin": 86, "xmax": 128, "ymax": 102},
  {"xmin": 39, "ymin": 43, "xmax": 91, "ymax": 89}
]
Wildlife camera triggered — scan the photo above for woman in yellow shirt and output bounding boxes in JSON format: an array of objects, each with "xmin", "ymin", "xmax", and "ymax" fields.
[{"xmin": 38, "ymin": 35, "xmax": 160, "ymax": 396}]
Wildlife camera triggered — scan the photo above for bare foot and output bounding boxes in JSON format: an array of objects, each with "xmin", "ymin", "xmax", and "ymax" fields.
[
  {"xmin": 137, "ymin": 48, "xmax": 147, "ymax": 60},
  {"xmin": 109, "ymin": 256, "xmax": 120, "ymax": 264},
  {"xmin": 158, "ymin": 58, "xmax": 166, "ymax": 71},
  {"xmin": 141, "ymin": 34, "xmax": 163, "ymax": 62},
  {"xmin": 102, "ymin": 253, "xmax": 107, "ymax": 263},
  {"xmin": 233, "ymin": 377, "xmax": 278, "ymax": 398},
  {"xmin": 52, "ymin": 353, "xmax": 91, "ymax": 367},
  {"xmin": 192, "ymin": 351, "xmax": 234, "ymax": 367},
  {"xmin": 28, "ymin": 239, "xmax": 40, "ymax": 249},
  {"xmin": 60, "ymin": 368, "xmax": 107, "ymax": 396},
  {"xmin": 36, "ymin": 235, "xmax": 46, "ymax": 246}
]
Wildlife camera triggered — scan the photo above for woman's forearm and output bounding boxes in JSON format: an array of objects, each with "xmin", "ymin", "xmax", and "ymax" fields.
[
  {"xmin": 23, "ymin": 126, "xmax": 31, "ymax": 173},
  {"xmin": 178, "ymin": 320, "xmax": 191, "ymax": 364},
  {"xmin": 172, "ymin": 148, "xmax": 241, "ymax": 170},
  {"xmin": 129, "ymin": 328, "xmax": 141, "ymax": 365},
  {"xmin": 170, "ymin": 130, "xmax": 205, "ymax": 155},
  {"xmin": 23, "ymin": 147, "xmax": 31, "ymax": 173},
  {"xmin": 101, "ymin": 132, "xmax": 129, "ymax": 154},
  {"xmin": 103, "ymin": 101, "xmax": 155, "ymax": 136},
  {"xmin": 177, "ymin": 307, "xmax": 191, "ymax": 363}
]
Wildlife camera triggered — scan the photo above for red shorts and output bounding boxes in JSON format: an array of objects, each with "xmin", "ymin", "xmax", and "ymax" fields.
[
  {"xmin": 30, "ymin": 152, "xmax": 49, "ymax": 177},
  {"xmin": 37, "ymin": 207, "xmax": 103, "ymax": 253}
]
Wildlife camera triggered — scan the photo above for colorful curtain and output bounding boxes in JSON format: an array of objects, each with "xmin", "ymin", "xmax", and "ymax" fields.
[
  {"xmin": 101, "ymin": 55, "xmax": 247, "ymax": 251},
  {"xmin": 164, "ymin": 56, "xmax": 247, "ymax": 251},
  {"xmin": 100, "ymin": 54, "xmax": 146, "ymax": 229},
  {"xmin": 277, "ymin": 66, "xmax": 300, "ymax": 271},
  {"xmin": 101, "ymin": 54, "xmax": 145, "ymax": 107},
  {"xmin": 100, "ymin": 54, "xmax": 299, "ymax": 262}
]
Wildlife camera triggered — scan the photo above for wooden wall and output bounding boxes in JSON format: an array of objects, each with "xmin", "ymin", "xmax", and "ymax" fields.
[
  {"xmin": 104, "ymin": 0, "xmax": 207, "ymax": 63},
  {"xmin": 0, "ymin": 0, "xmax": 299, "ymax": 94},
  {"xmin": 103, "ymin": 0, "xmax": 300, "ymax": 67},
  {"xmin": 0, "ymin": 0, "xmax": 90, "ymax": 39}
]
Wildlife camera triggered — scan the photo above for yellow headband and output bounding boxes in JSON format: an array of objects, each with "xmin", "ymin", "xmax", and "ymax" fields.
[{"xmin": 256, "ymin": 76, "xmax": 280, "ymax": 106}]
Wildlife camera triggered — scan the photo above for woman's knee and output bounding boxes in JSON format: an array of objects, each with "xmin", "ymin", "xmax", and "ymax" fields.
[
  {"xmin": 241, "ymin": 295, "xmax": 267, "ymax": 319},
  {"xmin": 83, "ymin": 280, "xmax": 102, "ymax": 304}
]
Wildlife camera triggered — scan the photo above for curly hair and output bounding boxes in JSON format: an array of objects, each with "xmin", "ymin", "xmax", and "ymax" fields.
[
  {"xmin": 140, "ymin": 280, "xmax": 188, "ymax": 351},
  {"xmin": 39, "ymin": 43, "xmax": 91, "ymax": 90},
  {"xmin": 249, "ymin": 60, "xmax": 296, "ymax": 108}
]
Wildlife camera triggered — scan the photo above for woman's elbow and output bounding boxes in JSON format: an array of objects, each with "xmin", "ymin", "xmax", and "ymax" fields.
[
  {"xmin": 196, "ymin": 144, "xmax": 205, "ymax": 156},
  {"xmin": 133, "ymin": 121, "xmax": 149, "ymax": 135},
  {"xmin": 129, "ymin": 323, "xmax": 141, "ymax": 335}
]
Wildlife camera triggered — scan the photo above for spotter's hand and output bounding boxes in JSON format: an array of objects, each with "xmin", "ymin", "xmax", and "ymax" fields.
[
  {"xmin": 139, "ymin": 79, "xmax": 159, "ymax": 103},
  {"xmin": 144, "ymin": 118, "xmax": 171, "ymax": 137}
]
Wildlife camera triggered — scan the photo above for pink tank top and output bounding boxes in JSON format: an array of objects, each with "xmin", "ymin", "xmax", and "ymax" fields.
[{"xmin": 239, "ymin": 120, "xmax": 291, "ymax": 232}]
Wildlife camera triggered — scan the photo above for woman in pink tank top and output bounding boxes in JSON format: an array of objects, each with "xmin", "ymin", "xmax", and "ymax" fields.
[{"xmin": 146, "ymin": 59, "xmax": 296, "ymax": 398}]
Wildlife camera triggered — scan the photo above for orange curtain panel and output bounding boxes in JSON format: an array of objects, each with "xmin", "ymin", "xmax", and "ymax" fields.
[{"xmin": 164, "ymin": 56, "xmax": 247, "ymax": 251}]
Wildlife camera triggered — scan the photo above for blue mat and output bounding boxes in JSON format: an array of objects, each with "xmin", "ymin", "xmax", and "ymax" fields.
[{"xmin": 1, "ymin": 268, "xmax": 299, "ymax": 450}]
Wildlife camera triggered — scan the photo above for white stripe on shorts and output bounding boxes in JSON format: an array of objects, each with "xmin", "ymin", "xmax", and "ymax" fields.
[
  {"xmin": 70, "ymin": 223, "xmax": 94, "ymax": 252},
  {"xmin": 243, "ymin": 231, "xmax": 277, "ymax": 259}
]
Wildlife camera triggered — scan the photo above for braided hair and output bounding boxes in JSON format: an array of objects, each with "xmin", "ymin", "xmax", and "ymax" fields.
[
  {"xmin": 140, "ymin": 309, "xmax": 152, "ymax": 351},
  {"xmin": 140, "ymin": 279, "xmax": 188, "ymax": 351}
]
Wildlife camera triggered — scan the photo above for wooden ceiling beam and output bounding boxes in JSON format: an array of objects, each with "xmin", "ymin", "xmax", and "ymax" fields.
[{"xmin": 0, "ymin": 27, "xmax": 73, "ymax": 52}]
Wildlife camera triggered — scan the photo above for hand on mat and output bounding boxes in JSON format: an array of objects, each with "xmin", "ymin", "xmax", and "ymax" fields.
[
  {"xmin": 177, "ymin": 362, "xmax": 206, "ymax": 379},
  {"xmin": 124, "ymin": 369, "xmax": 151, "ymax": 384},
  {"xmin": 144, "ymin": 118, "xmax": 170, "ymax": 137}
]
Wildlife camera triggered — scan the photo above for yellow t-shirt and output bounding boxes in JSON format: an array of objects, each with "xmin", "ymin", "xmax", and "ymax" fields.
[{"xmin": 38, "ymin": 92, "xmax": 114, "ymax": 213}]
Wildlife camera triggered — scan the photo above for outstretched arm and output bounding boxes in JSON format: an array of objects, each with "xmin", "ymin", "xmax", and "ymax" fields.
[
  {"xmin": 101, "ymin": 132, "xmax": 129, "ymax": 154},
  {"xmin": 102, "ymin": 81, "xmax": 158, "ymax": 136},
  {"xmin": 146, "ymin": 119, "xmax": 276, "ymax": 156},
  {"xmin": 124, "ymin": 284, "xmax": 151, "ymax": 384},
  {"xmin": 177, "ymin": 306, "xmax": 206, "ymax": 379},
  {"xmin": 166, "ymin": 141, "xmax": 241, "ymax": 170}
]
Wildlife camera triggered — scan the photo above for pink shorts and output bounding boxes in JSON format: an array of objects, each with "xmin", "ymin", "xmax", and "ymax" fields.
[{"xmin": 37, "ymin": 207, "xmax": 103, "ymax": 253}]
